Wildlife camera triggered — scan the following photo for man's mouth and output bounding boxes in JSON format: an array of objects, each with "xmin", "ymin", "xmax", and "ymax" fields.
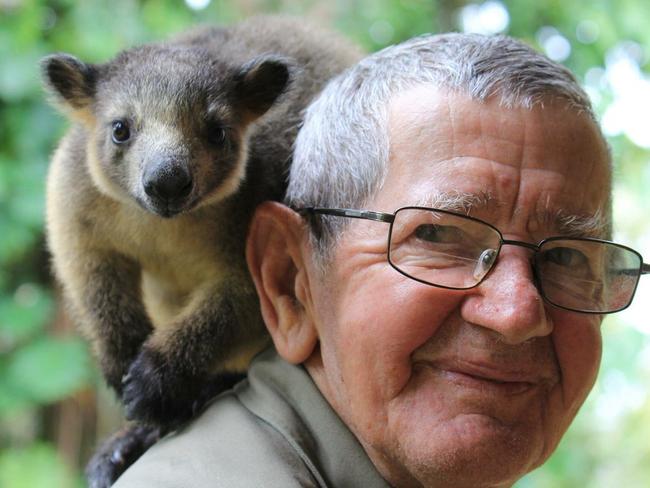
[
  {"xmin": 442, "ymin": 369, "xmax": 535, "ymax": 395},
  {"xmin": 419, "ymin": 359, "xmax": 556, "ymax": 396}
]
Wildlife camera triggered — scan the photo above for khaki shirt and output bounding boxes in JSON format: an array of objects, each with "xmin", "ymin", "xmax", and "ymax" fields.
[{"xmin": 113, "ymin": 348, "xmax": 391, "ymax": 487}]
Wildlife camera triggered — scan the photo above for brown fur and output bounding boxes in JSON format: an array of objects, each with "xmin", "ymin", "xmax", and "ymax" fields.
[{"xmin": 43, "ymin": 16, "xmax": 361, "ymax": 487}]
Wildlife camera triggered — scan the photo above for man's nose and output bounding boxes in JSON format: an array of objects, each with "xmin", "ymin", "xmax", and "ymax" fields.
[{"xmin": 461, "ymin": 247, "xmax": 553, "ymax": 344}]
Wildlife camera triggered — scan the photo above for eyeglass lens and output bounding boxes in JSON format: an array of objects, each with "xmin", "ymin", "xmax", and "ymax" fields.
[{"xmin": 388, "ymin": 208, "xmax": 642, "ymax": 313}]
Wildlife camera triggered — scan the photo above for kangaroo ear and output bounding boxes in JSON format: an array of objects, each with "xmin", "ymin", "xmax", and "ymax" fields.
[
  {"xmin": 235, "ymin": 55, "xmax": 294, "ymax": 121},
  {"xmin": 41, "ymin": 53, "xmax": 98, "ymax": 111}
]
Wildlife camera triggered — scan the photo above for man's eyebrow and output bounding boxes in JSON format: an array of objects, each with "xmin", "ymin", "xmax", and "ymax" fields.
[
  {"xmin": 413, "ymin": 191, "xmax": 496, "ymax": 214},
  {"xmin": 541, "ymin": 208, "xmax": 610, "ymax": 239},
  {"xmin": 412, "ymin": 191, "xmax": 610, "ymax": 239}
]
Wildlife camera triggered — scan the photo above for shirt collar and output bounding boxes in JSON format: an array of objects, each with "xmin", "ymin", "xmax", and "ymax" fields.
[{"xmin": 237, "ymin": 348, "xmax": 391, "ymax": 488}]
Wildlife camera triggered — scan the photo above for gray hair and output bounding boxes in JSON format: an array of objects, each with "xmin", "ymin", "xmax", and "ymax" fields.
[{"xmin": 285, "ymin": 32, "xmax": 601, "ymax": 259}]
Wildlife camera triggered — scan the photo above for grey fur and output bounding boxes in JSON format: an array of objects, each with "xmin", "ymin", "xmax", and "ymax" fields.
[{"xmin": 43, "ymin": 16, "xmax": 361, "ymax": 486}]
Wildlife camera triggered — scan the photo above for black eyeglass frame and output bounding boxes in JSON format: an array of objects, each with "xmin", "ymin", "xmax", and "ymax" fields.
[{"xmin": 296, "ymin": 206, "xmax": 650, "ymax": 314}]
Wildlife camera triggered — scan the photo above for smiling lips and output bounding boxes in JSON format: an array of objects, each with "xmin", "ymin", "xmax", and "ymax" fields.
[{"xmin": 423, "ymin": 359, "xmax": 559, "ymax": 396}]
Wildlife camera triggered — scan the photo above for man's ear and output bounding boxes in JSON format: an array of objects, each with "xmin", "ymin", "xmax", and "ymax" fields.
[{"xmin": 246, "ymin": 201, "xmax": 318, "ymax": 364}]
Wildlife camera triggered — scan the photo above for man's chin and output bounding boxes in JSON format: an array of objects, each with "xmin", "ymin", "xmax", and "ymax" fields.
[{"xmin": 389, "ymin": 414, "xmax": 545, "ymax": 488}]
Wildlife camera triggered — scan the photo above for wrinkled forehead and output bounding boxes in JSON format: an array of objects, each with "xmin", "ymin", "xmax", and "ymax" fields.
[{"xmin": 381, "ymin": 85, "xmax": 612, "ymax": 236}]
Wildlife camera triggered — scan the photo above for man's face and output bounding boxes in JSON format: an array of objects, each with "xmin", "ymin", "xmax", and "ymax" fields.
[{"xmin": 303, "ymin": 87, "xmax": 611, "ymax": 487}]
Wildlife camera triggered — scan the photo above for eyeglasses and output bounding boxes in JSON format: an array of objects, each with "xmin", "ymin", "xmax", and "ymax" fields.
[{"xmin": 297, "ymin": 206, "xmax": 650, "ymax": 314}]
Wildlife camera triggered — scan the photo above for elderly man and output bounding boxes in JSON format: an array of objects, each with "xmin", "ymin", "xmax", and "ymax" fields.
[{"xmin": 114, "ymin": 33, "xmax": 649, "ymax": 487}]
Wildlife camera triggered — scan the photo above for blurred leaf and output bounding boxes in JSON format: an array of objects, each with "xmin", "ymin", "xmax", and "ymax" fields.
[
  {"xmin": 0, "ymin": 443, "xmax": 78, "ymax": 488},
  {"xmin": 0, "ymin": 369, "xmax": 33, "ymax": 414},
  {"xmin": 5, "ymin": 102, "xmax": 65, "ymax": 160},
  {"xmin": 0, "ymin": 161, "xmax": 8, "ymax": 201},
  {"xmin": 4, "ymin": 336, "xmax": 91, "ymax": 404},
  {"xmin": 0, "ymin": 285, "xmax": 53, "ymax": 353},
  {"xmin": 0, "ymin": 49, "xmax": 44, "ymax": 102},
  {"xmin": 0, "ymin": 222, "xmax": 38, "ymax": 263}
]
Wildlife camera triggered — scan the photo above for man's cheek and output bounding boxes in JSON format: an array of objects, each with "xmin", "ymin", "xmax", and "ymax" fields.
[
  {"xmin": 551, "ymin": 315, "xmax": 602, "ymax": 408},
  {"xmin": 394, "ymin": 287, "xmax": 466, "ymax": 349}
]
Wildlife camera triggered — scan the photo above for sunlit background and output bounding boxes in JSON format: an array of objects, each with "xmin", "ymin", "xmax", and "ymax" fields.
[{"xmin": 1, "ymin": 1, "xmax": 648, "ymax": 487}]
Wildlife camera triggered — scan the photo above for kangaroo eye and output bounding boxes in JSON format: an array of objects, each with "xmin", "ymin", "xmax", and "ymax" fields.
[
  {"xmin": 211, "ymin": 128, "xmax": 226, "ymax": 145},
  {"xmin": 206, "ymin": 121, "xmax": 229, "ymax": 147},
  {"xmin": 111, "ymin": 120, "xmax": 131, "ymax": 144}
]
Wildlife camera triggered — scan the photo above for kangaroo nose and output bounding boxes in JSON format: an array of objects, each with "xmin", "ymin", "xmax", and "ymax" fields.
[{"xmin": 143, "ymin": 162, "xmax": 192, "ymax": 201}]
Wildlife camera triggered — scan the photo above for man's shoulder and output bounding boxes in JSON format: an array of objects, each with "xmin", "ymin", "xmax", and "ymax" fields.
[{"xmin": 112, "ymin": 388, "xmax": 318, "ymax": 488}]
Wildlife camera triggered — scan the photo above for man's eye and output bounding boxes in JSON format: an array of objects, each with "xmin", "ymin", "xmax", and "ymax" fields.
[
  {"xmin": 111, "ymin": 120, "xmax": 131, "ymax": 144},
  {"xmin": 544, "ymin": 247, "xmax": 589, "ymax": 268},
  {"xmin": 414, "ymin": 224, "xmax": 462, "ymax": 244}
]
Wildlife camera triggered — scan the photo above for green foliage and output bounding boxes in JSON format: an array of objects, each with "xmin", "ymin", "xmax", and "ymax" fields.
[
  {"xmin": 0, "ymin": 285, "xmax": 52, "ymax": 350},
  {"xmin": 0, "ymin": 443, "xmax": 82, "ymax": 488},
  {"xmin": 1, "ymin": 0, "xmax": 648, "ymax": 486},
  {"xmin": 2, "ymin": 336, "xmax": 91, "ymax": 409}
]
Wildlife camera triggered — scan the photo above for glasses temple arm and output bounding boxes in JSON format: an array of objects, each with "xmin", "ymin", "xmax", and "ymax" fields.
[
  {"xmin": 642, "ymin": 263, "xmax": 650, "ymax": 275},
  {"xmin": 295, "ymin": 207, "xmax": 394, "ymax": 223}
]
